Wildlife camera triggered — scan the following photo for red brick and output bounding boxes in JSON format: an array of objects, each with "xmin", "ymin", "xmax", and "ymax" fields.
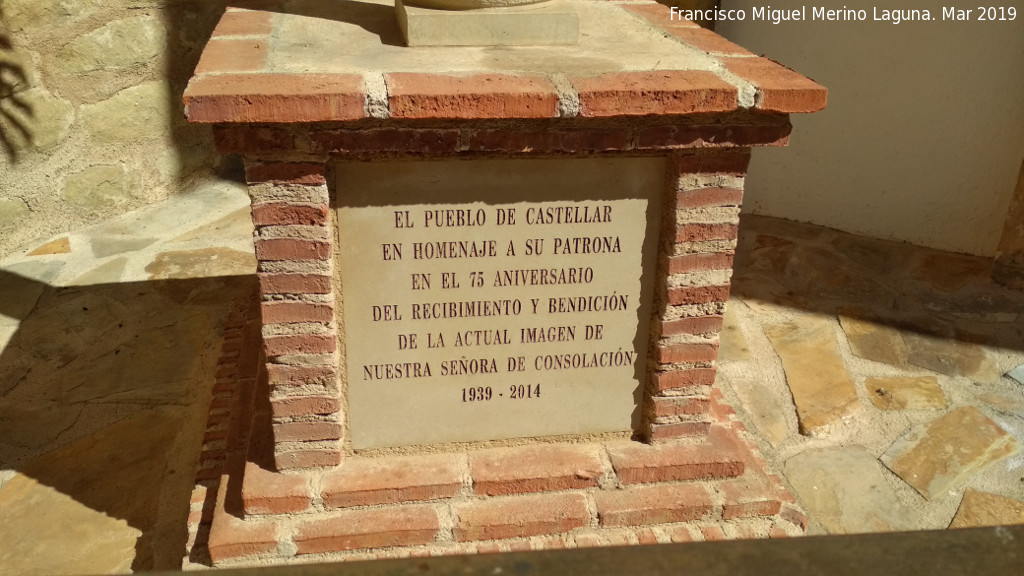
[
  {"xmin": 386, "ymin": 73, "xmax": 558, "ymax": 119},
  {"xmin": 657, "ymin": 341, "xmax": 719, "ymax": 364},
  {"xmin": 467, "ymin": 128, "xmax": 629, "ymax": 153},
  {"xmin": 668, "ymin": 253, "xmax": 734, "ymax": 275},
  {"xmin": 667, "ymin": 27, "xmax": 753, "ymax": 56},
  {"xmin": 676, "ymin": 187, "xmax": 744, "ymax": 209},
  {"xmin": 264, "ymin": 334, "xmax": 336, "ymax": 356},
  {"xmin": 243, "ymin": 159, "xmax": 323, "ymax": 184},
  {"xmin": 294, "ymin": 505, "xmax": 440, "ymax": 554},
  {"xmin": 652, "ymin": 396, "xmax": 711, "ymax": 418},
  {"xmin": 267, "ymin": 364, "xmax": 337, "ymax": 387},
  {"xmin": 675, "ymin": 151, "xmax": 751, "ymax": 175},
  {"xmin": 621, "ymin": 2, "xmax": 701, "ymax": 29},
  {"xmin": 666, "ymin": 525, "xmax": 694, "ymax": 543},
  {"xmin": 607, "ymin": 427, "xmax": 744, "ymax": 484},
  {"xmin": 273, "ymin": 421, "xmax": 342, "ymax": 442},
  {"xmin": 453, "ymin": 493, "xmax": 589, "ymax": 541},
  {"xmin": 252, "ymin": 203, "xmax": 329, "ymax": 226},
  {"xmin": 649, "ymin": 421, "xmax": 712, "ymax": 440},
  {"xmin": 636, "ymin": 122, "xmax": 791, "ymax": 149},
  {"xmin": 595, "ymin": 484, "xmax": 712, "ymax": 527},
  {"xmin": 213, "ymin": 126, "xmax": 294, "ymax": 153},
  {"xmin": 675, "ymin": 222, "xmax": 738, "ymax": 243},
  {"xmin": 310, "ymin": 128, "xmax": 460, "ymax": 155},
  {"xmin": 254, "ymin": 238, "xmax": 331, "ymax": 261},
  {"xmin": 659, "ymin": 315, "xmax": 723, "ymax": 337},
  {"xmin": 721, "ymin": 56, "xmax": 828, "ymax": 113},
  {"xmin": 261, "ymin": 301, "xmax": 333, "ymax": 324},
  {"xmin": 184, "ymin": 73, "xmax": 366, "ymax": 123},
  {"xmin": 259, "ymin": 273, "xmax": 332, "ymax": 295},
  {"xmin": 636, "ymin": 528, "xmax": 659, "ymax": 545},
  {"xmin": 654, "ymin": 368, "xmax": 717, "ymax": 390},
  {"xmin": 667, "ymin": 284, "xmax": 730, "ymax": 305},
  {"xmin": 571, "ymin": 71, "xmax": 737, "ymax": 117},
  {"xmin": 700, "ymin": 525, "xmax": 727, "ymax": 541},
  {"xmin": 723, "ymin": 498, "xmax": 782, "ymax": 520},
  {"xmin": 270, "ymin": 395, "xmax": 340, "ymax": 418},
  {"xmin": 276, "ymin": 450, "xmax": 342, "ymax": 470},
  {"xmin": 769, "ymin": 523, "xmax": 791, "ymax": 538},
  {"xmin": 211, "ymin": 10, "xmax": 273, "ymax": 37},
  {"xmin": 209, "ymin": 480, "xmax": 278, "ymax": 562},
  {"xmin": 322, "ymin": 454, "xmax": 463, "ymax": 508},
  {"xmin": 470, "ymin": 444, "xmax": 603, "ymax": 496},
  {"xmin": 194, "ymin": 38, "xmax": 268, "ymax": 75},
  {"xmin": 241, "ymin": 462, "xmax": 312, "ymax": 515}
]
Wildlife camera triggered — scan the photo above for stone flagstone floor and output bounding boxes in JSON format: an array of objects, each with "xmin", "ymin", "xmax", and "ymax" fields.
[{"xmin": 0, "ymin": 178, "xmax": 1022, "ymax": 573}]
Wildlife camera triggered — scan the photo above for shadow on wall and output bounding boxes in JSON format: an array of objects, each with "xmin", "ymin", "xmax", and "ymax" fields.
[
  {"xmin": 0, "ymin": 268, "xmax": 257, "ymax": 572},
  {"xmin": 0, "ymin": 0, "xmax": 32, "ymax": 162}
]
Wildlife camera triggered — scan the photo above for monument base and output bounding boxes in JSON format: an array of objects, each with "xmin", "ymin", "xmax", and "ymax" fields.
[
  {"xmin": 396, "ymin": 0, "xmax": 580, "ymax": 47},
  {"xmin": 182, "ymin": 318, "xmax": 807, "ymax": 568}
]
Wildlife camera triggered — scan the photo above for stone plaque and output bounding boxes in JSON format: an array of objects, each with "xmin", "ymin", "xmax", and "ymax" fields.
[{"xmin": 336, "ymin": 157, "xmax": 663, "ymax": 449}]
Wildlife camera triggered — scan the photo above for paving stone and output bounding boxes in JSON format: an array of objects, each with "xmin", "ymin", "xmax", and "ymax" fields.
[
  {"xmin": 145, "ymin": 247, "xmax": 257, "ymax": 280},
  {"xmin": 863, "ymin": 376, "xmax": 948, "ymax": 411},
  {"xmin": 902, "ymin": 332, "xmax": 1000, "ymax": 384},
  {"xmin": 723, "ymin": 374, "xmax": 791, "ymax": 447},
  {"xmin": 915, "ymin": 252, "xmax": 991, "ymax": 292},
  {"xmin": 718, "ymin": 302, "xmax": 751, "ymax": 362},
  {"xmin": 881, "ymin": 406, "xmax": 1019, "ymax": 499},
  {"xmin": 976, "ymin": 393, "xmax": 1024, "ymax": 415},
  {"xmin": 838, "ymin": 313, "xmax": 909, "ymax": 367},
  {"xmin": 0, "ymin": 408, "xmax": 185, "ymax": 571},
  {"xmin": 0, "ymin": 473, "xmax": 138, "ymax": 574},
  {"xmin": 948, "ymin": 489, "xmax": 1024, "ymax": 528},
  {"xmin": 170, "ymin": 207, "xmax": 254, "ymax": 244},
  {"xmin": 70, "ymin": 257, "xmax": 128, "ymax": 285},
  {"xmin": 828, "ymin": 233, "xmax": 908, "ymax": 275},
  {"xmin": 764, "ymin": 317, "xmax": 859, "ymax": 435},
  {"xmin": 784, "ymin": 446, "xmax": 912, "ymax": 534},
  {"xmin": 27, "ymin": 237, "xmax": 71, "ymax": 256},
  {"xmin": 0, "ymin": 264, "xmax": 50, "ymax": 321},
  {"xmin": 1007, "ymin": 364, "xmax": 1024, "ymax": 386},
  {"xmin": 5, "ymin": 260, "xmax": 64, "ymax": 284},
  {"xmin": 90, "ymin": 236, "xmax": 158, "ymax": 259}
]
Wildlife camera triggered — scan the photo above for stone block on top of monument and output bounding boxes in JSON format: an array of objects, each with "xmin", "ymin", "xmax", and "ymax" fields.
[{"xmin": 181, "ymin": 0, "xmax": 827, "ymax": 566}]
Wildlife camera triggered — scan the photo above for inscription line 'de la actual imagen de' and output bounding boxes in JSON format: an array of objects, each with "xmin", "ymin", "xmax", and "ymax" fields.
[{"xmin": 337, "ymin": 158, "xmax": 663, "ymax": 449}]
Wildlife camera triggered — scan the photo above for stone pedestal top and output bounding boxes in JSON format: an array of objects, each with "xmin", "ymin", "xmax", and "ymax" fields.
[{"xmin": 183, "ymin": 0, "xmax": 826, "ymax": 124}]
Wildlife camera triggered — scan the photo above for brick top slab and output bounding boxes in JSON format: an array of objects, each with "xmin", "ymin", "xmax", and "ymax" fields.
[{"xmin": 183, "ymin": 0, "xmax": 825, "ymax": 123}]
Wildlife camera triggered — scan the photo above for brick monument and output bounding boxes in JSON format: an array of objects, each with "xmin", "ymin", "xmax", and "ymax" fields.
[{"xmin": 181, "ymin": 0, "xmax": 825, "ymax": 567}]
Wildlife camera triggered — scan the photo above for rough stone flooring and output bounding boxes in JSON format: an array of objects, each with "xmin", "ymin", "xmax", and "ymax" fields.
[
  {"xmin": 722, "ymin": 215, "xmax": 1024, "ymax": 534},
  {"xmin": 0, "ymin": 180, "xmax": 1022, "ymax": 573},
  {"xmin": 0, "ymin": 179, "xmax": 257, "ymax": 574}
]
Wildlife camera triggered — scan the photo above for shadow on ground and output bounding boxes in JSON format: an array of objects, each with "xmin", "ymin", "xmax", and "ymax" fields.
[
  {"xmin": 0, "ymin": 269, "xmax": 257, "ymax": 573},
  {"xmin": 731, "ymin": 215, "xmax": 1024, "ymax": 355}
]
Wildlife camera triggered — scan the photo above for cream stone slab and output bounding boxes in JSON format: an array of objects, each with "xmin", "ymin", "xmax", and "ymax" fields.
[
  {"xmin": 336, "ymin": 157, "xmax": 663, "ymax": 449},
  {"xmin": 270, "ymin": 0, "xmax": 716, "ymax": 75},
  {"xmin": 763, "ymin": 317, "xmax": 859, "ymax": 436},
  {"xmin": 881, "ymin": 406, "xmax": 1019, "ymax": 500},
  {"xmin": 948, "ymin": 489, "xmax": 1024, "ymax": 528},
  {"xmin": 397, "ymin": 0, "xmax": 579, "ymax": 47}
]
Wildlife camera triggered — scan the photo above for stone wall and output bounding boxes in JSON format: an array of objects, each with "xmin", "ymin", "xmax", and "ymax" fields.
[{"xmin": 0, "ymin": 0, "xmax": 229, "ymax": 257}]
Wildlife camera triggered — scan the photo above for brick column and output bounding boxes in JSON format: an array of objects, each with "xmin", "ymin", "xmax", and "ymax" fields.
[
  {"xmin": 645, "ymin": 149, "xmax": 749, "ymax": 442},
  {"xmin": 245, "ymin": 161, "xmax": 342, "ymax": 470}
]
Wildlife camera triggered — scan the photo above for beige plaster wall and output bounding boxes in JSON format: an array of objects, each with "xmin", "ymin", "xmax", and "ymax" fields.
[
  {"xmin": 717, "ymin": 0, "xmax": 1024, "ymax": 256},
  {"xmin": 0, "ymin": 0, "xmax": 228, "ymax": 257}
]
